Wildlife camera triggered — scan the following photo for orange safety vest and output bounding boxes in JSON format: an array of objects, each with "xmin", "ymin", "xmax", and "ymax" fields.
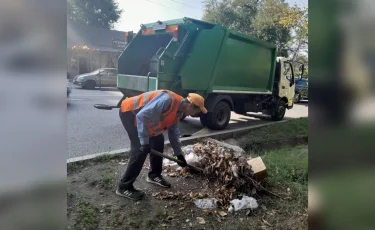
[{"xmin": 120, "ymin": 90, "xmax": 184, "ymax": 136}]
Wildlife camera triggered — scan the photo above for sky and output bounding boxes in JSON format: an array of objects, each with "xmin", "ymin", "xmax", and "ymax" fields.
[{"xmin": 114, "ymin": 0, "xmax": 308, "ymax": 32}]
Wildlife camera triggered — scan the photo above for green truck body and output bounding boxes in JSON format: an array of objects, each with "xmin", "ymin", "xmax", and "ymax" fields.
[{"xmin": 115, "ymin": 17, "xmax": 299, "ymax": 130}]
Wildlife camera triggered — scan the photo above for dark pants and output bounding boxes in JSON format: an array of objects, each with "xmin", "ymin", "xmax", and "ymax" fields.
[{"xmin": 118, "ymin": 111, "xmax": 164, "ymax": 190}]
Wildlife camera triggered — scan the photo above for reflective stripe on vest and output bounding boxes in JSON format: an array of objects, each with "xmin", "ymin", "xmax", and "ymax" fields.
[
  {"xmin": 121, "ymin": 90, "xmax": 164, "ymax": 113},
  {"xmin": 160, "ymin": 92, "xmax": 178, "ymax": 121},
  {"xmin": 120, "ymin": 90, "xmax": 184, "ymax": 136}
]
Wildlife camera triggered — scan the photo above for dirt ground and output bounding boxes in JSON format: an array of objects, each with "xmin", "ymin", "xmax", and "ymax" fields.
[{"xmin": 67, "ymin": 145, "xmax": 308, "ymax": 230}]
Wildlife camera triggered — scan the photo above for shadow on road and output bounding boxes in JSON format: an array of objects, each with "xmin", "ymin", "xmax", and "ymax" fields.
[
  {"xmin": 296, "ymin": 100, "xmax": 309, "ymax": 107},
  {"xmin": 67, "ymin": 101, "xmax": 77, "ymax": 110}
]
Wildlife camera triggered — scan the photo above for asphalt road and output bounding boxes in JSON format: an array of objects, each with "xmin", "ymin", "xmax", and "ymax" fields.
[{"xmin": 67, "ymin": 86, "xmax": 308, "ymax": 159}]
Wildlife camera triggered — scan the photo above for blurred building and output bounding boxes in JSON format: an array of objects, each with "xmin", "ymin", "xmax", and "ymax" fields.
[{"xmin": 67, "ymin": 22, "xmax": 131, "ymax": 79}]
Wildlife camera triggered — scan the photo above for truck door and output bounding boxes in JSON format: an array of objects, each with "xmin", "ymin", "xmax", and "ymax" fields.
[{"xmin": 278, "ymin": 61, "xmax": 295, "ymax": 107}]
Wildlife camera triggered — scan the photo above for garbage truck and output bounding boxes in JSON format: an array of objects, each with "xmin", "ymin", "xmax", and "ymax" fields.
[{"xmin": 95, "ymin": 17, "xmax": 303, "ymax": 130}]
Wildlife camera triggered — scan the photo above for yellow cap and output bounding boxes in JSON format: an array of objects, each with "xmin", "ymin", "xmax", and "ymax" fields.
[{"xmin": 187, "ymin": 93, "xmax": 207, "ymax": 114}]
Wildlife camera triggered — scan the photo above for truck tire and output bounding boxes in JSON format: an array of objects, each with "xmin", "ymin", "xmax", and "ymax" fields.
[
  {"xmin": 206, "ymin": 101, "xmax": 231, "ymax": 130},
  {"xmin": 271, "ymin": 100, "xmax": 286, "ymax": 121},
  {"xmin": 84, "ymin": 80, "xmax": 96, "ymax": 90},
  {"xmin": 200, "ymin": 114, "xmax": 208, "ymax": 127}
]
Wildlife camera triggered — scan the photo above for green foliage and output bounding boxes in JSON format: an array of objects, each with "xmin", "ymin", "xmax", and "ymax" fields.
[
  {"xmin": 203, "ymin": 0, "xmax": 259, "ymax": 35},
  {"xmin": 252, "ymin": 0, "xmax": 291, "ymax": 56},
  {"xmin": 68, "ymin": 0, "xmax": 122, "ymax": 29},
  {"xmin": 99, "ymin": 169, "xmax": 115, "ymax": 190},
  {"xmin": 280, "ymin": 4, "xmax": 308, "ymax": 65},
  {"xmin": 74, "ymin": 200, "xmax": 99, "ymax": 230},
  {"xmin": 262, "ymin": 145, "xmax": 308, "ymax": 186},
  {"xmin": 202, "ymin": 0, "xmax": 308, "ymax": 58},
  {"xmin": 238, "ymin": 118, "xmax": 308, "ymax": 151}
]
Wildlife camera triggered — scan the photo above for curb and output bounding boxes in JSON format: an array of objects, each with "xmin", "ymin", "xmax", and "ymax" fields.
[{"xmin": 67, "ymin": 120, "xmax": 287, "ymax": 164}]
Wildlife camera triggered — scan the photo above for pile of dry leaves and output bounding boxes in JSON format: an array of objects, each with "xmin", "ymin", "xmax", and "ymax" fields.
[{"xmin": 158, "ymin": 140, "xmax": 264, "ymax": 208}]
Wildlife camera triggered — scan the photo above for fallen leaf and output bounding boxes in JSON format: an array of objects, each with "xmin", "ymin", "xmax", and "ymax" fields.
[
  {"xmin": 246, "ymin": 210, "xmax": 251, "ymax": 216},
  {"xmin": 186, "ymin": 219, "xmax": 190, "ymax": 222},
  {"xmin": 203, "ymin": 210, "xmax": 214, "ymax": 215},
  {"xmin": 196, "ymin": 217, "xmax": 206, "ymax": 224},
  {"xmin": 262, "ymin": 219, "xmax": 271, "ymax": 226},
  {"xmin": 168, "ymin": 173, "xmax": 177, "ymax": 177},
  {"xmin": 240, "ymin": 218, "xmax": 244, "ymax": 222},
  {"xmin": 179, "ymin": 207, "xmax": 185, "ymax": 211},
  {"xmin": 225, "ymin": 152, "xmax": 233, "ymax": 160},
  {"xmin": 252, "ymin": 188, "xmax": 257, "ymax": 195},
  {"xmin": 287, "ymin": 188, "xmax": 290, "ymax": 192},
  {"xmin": 218, "ymin": 211, "xmax": 227, "ymax": 217},
  {"xmin": 261, "ymin": 205, "xmax": 267, "ymax": 211}
]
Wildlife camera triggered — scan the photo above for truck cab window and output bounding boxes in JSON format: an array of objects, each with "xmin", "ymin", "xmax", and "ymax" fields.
[{"xmin": 283, "ymin": 62, "xmax": 293, "ymax": 81}]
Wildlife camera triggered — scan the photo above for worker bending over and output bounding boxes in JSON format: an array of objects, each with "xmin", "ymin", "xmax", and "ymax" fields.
[{"xmin": 116, "ymin": 90, "xmax": 207, "ymax": 200}]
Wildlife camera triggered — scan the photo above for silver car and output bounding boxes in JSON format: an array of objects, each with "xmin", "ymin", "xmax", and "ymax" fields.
[{"xmin": 73, "ymin": 68, "xmax": 118, "ymax": 89}]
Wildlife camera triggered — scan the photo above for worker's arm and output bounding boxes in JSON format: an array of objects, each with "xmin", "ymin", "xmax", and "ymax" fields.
[
  {"xmin": 168, "ymin": 123, "xmax": 183, "ymax": 156},
  {"xmin": 136, "ymin": 93, "xmax": 171, "ymax": 145}
]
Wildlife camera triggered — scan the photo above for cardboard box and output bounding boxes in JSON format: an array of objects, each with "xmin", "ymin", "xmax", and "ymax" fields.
[{"xmin": 247, "ymin": 157, "xmax": 267, "ymax": 182}]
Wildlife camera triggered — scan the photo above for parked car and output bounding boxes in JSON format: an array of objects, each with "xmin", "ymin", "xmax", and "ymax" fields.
[
  {"xmin": 73, "ymin": 68, "xmax": 118, "ymax": 89},
  {"xmin": 294, "ymin": 78, "xmax": 308, "ymax": 103}
]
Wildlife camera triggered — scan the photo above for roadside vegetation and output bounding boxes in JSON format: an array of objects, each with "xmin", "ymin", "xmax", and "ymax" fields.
[
  {"xmin": 68, "ymin": 118, "xmax": 308, "ymax": 229},
  {"xmin": 238, "ymin": 117, "xmax": 308, "ymax": 153}
]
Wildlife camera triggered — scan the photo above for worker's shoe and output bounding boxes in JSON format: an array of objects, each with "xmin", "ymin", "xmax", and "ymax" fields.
[
  {"xmin": 146, "ymin": 176, "xmax": 171, "ymax": 188},
  {"xmin": 116, "ymin": 187, "xmax": 145, "ymax": 201}
]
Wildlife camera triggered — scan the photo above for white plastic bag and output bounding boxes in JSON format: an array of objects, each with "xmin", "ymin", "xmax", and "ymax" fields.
[
  {"xmin": 185, "ymin": 152, "xmax": 200, "ymax": 166},
  {"xmin": 182, "ymin": 145, "xmax": 194, "ymax": 155},
  {"xmin": 182, "ymin": 145, "xmax": 201, "ymax": 166},
  {"xmin": 163, "ymin": 158, "xmax": 178, "ymax": 168},
  {"xmin": 194, "ymin": 198, "xmax": 218, "ymax": 210},
  {"xmin": 228, "ymin": 196, "xmax": 258, "ymax": 213}
]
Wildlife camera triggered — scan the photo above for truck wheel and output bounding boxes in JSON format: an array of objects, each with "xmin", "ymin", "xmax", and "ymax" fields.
[
  {"xmin": 85, "ymin": 80, "xmax": 96, "ymax": 90},
  {"xmin": 271, "ymin": 100, "xmax": 286, "ymax": 121},
  {"xmin": 207, "ymin": 101, "xmax": 231, "ymax": 130},
  {"xmin": 200, "ymin": 114, "xmax": 208, "ymax": 127}
]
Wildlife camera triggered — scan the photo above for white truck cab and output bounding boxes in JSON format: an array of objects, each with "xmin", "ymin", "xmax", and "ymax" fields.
[{"xmin": 277, "ymin": 57, "xmax": 297, "ymax": 108}]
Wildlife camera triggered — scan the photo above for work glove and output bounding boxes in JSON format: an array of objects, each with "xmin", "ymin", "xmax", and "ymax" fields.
[
  {"xmin": 139, "ymin": 144, "xmax": 151, "ymax": 154},
  {"xmin": 177, "ymin": 155, "xmax": 187, "ymax": 167}
]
